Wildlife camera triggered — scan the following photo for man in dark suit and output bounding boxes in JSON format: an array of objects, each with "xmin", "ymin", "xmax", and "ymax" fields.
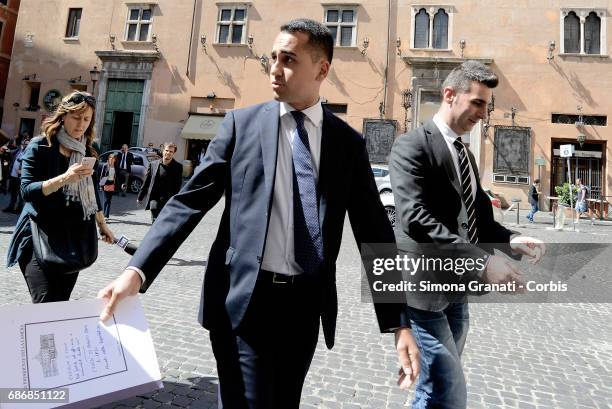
[
  {"xmin": 99, "ymin": 19, "xmax": 419, "ymax": 408},
  {"xmin": 137, "ymin": 142, "xmax": 183, "ymax": 223},
  {"xmin": 115, "ymin": 143, "xmax": 134, "ymax": 196},
  {"xmin": 389, "ymin": 61, "xmax": 545, "ymax": 409}
]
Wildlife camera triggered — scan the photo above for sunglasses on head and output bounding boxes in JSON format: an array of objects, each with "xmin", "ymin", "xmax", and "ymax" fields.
[{"xmin": 66, "ymin": 93, "xmax": 96, "ymax": 107}]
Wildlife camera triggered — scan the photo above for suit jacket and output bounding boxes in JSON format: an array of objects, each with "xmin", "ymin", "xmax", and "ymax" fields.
[
  {"xmin": 129, "ymin": 101, "xmax": 405, "ymax": 348},
  {"xmin": 137, "ymin": 158, "xmax": 183, "ymax": 210},
  {"xmin": 115, "ymin": 151, "xmax": 134, "ymax": 173},
  {"xmin": 7, "ymin": 136, "xmax": 102, "ymax": 267},
  {"xmin": 389, "ymin": 120, "xmax": 515, "ymax": 311},
  {"xmin": 528, "ymin": 185, "xmax": 538, "ymax": 206}
]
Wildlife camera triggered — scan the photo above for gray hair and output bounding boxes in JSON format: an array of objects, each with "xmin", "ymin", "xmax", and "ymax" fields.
[{"xmin": 441, "ymin": 60, "xmax": 498, "ymax": 94}]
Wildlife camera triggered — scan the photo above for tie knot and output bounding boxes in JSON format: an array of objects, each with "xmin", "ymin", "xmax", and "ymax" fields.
[
  {"xmin": 453, "ymin": 137, "xmax": 465, "ymax": 150},
  {"xmin": 291, "ymin": 110, "xmax": 306, "ymax": 127}
]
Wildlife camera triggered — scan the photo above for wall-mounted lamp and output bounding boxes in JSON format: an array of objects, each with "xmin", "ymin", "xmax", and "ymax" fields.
[
  {"xmin": 483, "ymin": 93, "xmax": 495, "ymax": 135},
  {"xmin": 259, "ymin": 54, "xmax": 269, "ymax": 72},
  {"xmin": 206, "ymin": 92, "xmax": 216, "ymax": 99},
  {"xmin": 90, "ymin": 66, "xmax": 101, "ymax": 96},
  {"xmin": 547, "ymin": 40, "xmax": 556, "ymax": 61},
  {"xmin": 360, "ymin": 37, "xmax": 369, "ymax": 56},
  {"xmin": 401, "ymin": 89, "xmax": 413, "ymax": 131},
  {"xmin": 109, "ymin": 34, "xmax": 116, "ymax": 50},
  {"xmin": 575, "ymin": 105, "xmax": 586, "ymax": 146},
  {"xmin": 200, "ymin": 34, "xmax": 207, "ymax": 52},
  {"xmin": 248, "ymin": 34, "xmax": 254, "ymax": 49},
  {"xmin": 151, "ymin": 34, "xmax": 159, "ymax": 52},
  {"xmin": 459, "ymin": 39, "xmax": 466, "ymax": 58},
  {"xmin": 396, "ymin": 37, "xmax": 402, "ymax": 56}
]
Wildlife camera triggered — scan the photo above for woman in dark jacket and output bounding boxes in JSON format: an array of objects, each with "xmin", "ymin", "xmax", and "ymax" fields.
[
  {"xmin": 99, "ymin": 153, "xmax": 117, "ymax": 220},
  {"xmin": 7, "ymin": 91, "xmax": 115, "ymax": 303}
]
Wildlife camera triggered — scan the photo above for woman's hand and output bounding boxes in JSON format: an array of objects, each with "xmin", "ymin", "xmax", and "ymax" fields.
[
  {"xmin": 63, "ymin": 163, "xmax": 94, "ymax": 184},
  {"xmin": 98, "ymin": 222, "xmax": 115, "ymax": 244}
]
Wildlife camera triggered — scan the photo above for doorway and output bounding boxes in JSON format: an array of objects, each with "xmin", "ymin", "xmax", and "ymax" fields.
[{"xmin": 111, "ymin": 111, "xmax": 134, "ymax": 150}]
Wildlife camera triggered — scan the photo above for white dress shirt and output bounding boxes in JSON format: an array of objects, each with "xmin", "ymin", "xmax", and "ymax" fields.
[
  {"xmin": 433, "ymin": 114, "xmax": 477, "ymax": 201},
  {"xmin": 261, "ymin": 100, "xmax": 323, "ymax": 276}
]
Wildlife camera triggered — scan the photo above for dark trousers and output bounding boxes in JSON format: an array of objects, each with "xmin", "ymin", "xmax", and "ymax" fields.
[
  {"xmin": 118, "ymin": 169, "xmax": 130, "ymax": 194},
  {"xmin": 103, "ymin": 190, "xmax": 114, "ymax": 218},
  {"xmin": 209, "ymin": 272, "xmax": 321, "ymax": 409},
  {"xmin": 6, "ymin": 176, "xmax": 21, "ymax": 210},
  {"xmin": 18, "ymin": 251, "xmax": 79, "ymax": 303}
]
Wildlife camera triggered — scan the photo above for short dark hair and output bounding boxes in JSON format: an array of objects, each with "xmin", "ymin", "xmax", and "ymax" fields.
[
  {"xmin": 533, "ymin": 178, "xmax": 540, "ymax": 184},
  {"xmin": 280, "ymin": 18, "xmax": 334, "ymax": 64},
  {"xmin": 164, "ymin": 142, "xmax": 177, "ymax": 152},
  {"xmin": 442, "ymin": 60, "xmax": 498, "ymax": 94}
]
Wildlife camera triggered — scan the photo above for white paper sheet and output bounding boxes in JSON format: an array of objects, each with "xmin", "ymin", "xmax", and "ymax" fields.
[{"xmin": 0, "ymin": 296, "xmax": 162, "ymax": 409}]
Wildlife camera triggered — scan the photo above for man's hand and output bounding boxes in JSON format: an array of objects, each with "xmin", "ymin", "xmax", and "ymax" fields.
[
  {"xmin": 97, "ymin": 269, "xmax": 143, "ymax": 321},
  {"xmin": 483, "ymin": 255, "xmax": 525, "ymax": 291},
  {"xmin": 395, "ymin": 328, "xmax": 420, "ymax": 389},
  {"xmin": 510, "ymin": 236, "xmax": 546, "ymax": 264}
]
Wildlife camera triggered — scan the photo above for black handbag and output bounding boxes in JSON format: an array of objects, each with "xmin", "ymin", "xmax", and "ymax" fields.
[{"xmin": 30, "ymin": 216, "xmax": 98, "ymax": 274}]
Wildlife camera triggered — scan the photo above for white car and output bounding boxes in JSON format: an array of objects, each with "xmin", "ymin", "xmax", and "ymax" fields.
[
  {"xmin": 371, "ymin": 164, "xmax": 392, "ymax": 195},
  {"xmin": 381, "ymin": 191, "xmax": 503, "ymax": 228}
]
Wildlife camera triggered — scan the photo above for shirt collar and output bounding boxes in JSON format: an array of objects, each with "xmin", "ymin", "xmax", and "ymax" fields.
[
  {"xmin": 433, "ymin": 113, "xmax": 467, "ymax": 144},
  {"xmin": 280, "ymin": 99, "xmax": 323, "ymax": 127}
]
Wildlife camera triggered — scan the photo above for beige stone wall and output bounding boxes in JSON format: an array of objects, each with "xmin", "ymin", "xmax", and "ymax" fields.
[{"xmin": 2, "ymin": 0, "xmax": 612, "ymax": 209}]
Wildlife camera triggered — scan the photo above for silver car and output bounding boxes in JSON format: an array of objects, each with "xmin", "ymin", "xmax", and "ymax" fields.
[
  {"xmin": 371, "ymin": 164, "xmax": 392, "ymax": 195},
  {"xmin": 98, "ymin": 150, "xmax": 149, "ymax": 193}
]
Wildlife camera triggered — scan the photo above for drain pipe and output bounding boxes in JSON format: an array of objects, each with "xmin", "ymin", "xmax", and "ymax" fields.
[
  {"xmin": 381, "ymin": 0, "xmax": 392, "ymax": 118},
  {"xmin": 186, "ymin": 0, "xmax": 198, "ymax": 76}
]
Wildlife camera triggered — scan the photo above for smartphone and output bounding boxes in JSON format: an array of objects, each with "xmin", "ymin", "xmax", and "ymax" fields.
[{"xmin": 81, "ymin": 157, "xmax": 96, "ymax": 169}]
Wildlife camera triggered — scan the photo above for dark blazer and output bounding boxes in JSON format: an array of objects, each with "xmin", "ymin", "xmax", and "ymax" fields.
[
  {"xmin": 7, "ymin": 136, "xmax": 102, "ymax": 267},
  {"xmin": 528, "ymin": 185, "xmax": 539, "ymax": 206},
  {"xmin": 128, "ymin": 101, "xmax": 404, "ymax": 348},
  {"xmin": 389, "ymin": 120, "xmax": 515, "ymax": 311},
  {"xmin": 137, "ymin": 158, "xmax": 183, "ymax": 210},
  {"xmin": 115, "ymin": 151, "xmax": 134, "ymax": 173}
]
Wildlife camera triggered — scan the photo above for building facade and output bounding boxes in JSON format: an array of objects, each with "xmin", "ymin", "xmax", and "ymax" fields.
[
  {"xmin": 0, "ymin": 0, "xmax": 20, "ymax": 127},
  {"xmin": 1, "ymin": 0, "xmax": 611, "ymax": 208}
]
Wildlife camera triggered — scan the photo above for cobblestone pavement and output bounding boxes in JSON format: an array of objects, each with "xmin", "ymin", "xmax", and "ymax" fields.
[{"xmin": 0, "ymin": 194, "xmax": 611, "ymax": 409}]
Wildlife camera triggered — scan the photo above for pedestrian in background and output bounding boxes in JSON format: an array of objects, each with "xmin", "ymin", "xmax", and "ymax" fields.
[
  {"xmin": 3, "ymin": 137, "xmax": 29, "ymax": 213},
  {"xmin": 99, "ymin": 153, "xmax": 117, "ymax": 221},
  {"xmin": 574, "ymin": 178, "xmax": 593, "ymax": 223},
  {"xmin": 115, "ymin": 143, "xmax": 134, "ymax": 196},
  {"xmin": 527, "ymin": 178, "xmax": 540, "ymax": 223},
  {"xmin": 6, "ymin": 91, "xmax": 115, "ymax": 303},
  {"xmin": 137, "ymin": 142, "xmax": 183, "ymax": 223}
]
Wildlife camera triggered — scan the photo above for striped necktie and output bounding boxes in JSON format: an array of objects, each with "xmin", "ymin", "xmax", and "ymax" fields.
[{"xmin": 453, "ymin": 138, "xmax": 478, "ymax": 243}]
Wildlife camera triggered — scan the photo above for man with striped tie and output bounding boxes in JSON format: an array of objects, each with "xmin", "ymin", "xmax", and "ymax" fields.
[{"xmin": 389, "ymin": 61, "xmax": 544, "ymax": 409}]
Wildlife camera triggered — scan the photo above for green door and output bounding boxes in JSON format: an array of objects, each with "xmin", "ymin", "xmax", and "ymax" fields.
[{"xmin": 101, "ymin": 79, "xmax": 144, "ymax": 153}]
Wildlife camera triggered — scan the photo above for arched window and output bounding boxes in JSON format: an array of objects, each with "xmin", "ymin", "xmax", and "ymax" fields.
[
  {"xmin": 563, "ymin": 11, "xmax": 580, "ymax": 53},
  {"xmin": 432, "ymin": 9, "xmax": 448, "ymax": 49},
  {"xmin": 584, "ymin": 12, "xmax": 601, "ymax": 54},
  {"xmin": 414, "ymin": 8, "xmax": 429, "ymax": 48}
]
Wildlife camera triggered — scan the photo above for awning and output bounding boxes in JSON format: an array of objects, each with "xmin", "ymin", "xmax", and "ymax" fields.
[{"xmin": 180, "ymin": 115, "xmax": 224, "ymax": 140}]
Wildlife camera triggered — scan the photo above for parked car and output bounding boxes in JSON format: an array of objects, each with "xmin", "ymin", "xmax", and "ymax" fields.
[
  {"xmin": 371, "ymin": 164, "xmax": 392, "ymax": 195},
  {"xmin": 98, "ymin": 150, "xmax": 149, "ymax": 193},
  {"xmin": 381, "ymin": 189, "xmax": 504, "ymax": 228},
  {"xmin": 129, "ymin": 146, "xmax": 161, "ymax": 159}
]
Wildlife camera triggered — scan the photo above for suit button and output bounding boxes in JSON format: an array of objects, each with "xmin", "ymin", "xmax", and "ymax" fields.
[{"xmin": 461, "ymin": 222, "xmax": 468, "ymax": 229}]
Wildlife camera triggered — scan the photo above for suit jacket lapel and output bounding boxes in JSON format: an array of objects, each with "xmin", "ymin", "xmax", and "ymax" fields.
[
  {"xmin": 426, "ymin": 120, "xmax": 462, "ymax": 198},
  {"xmin": 318, "ymin": 108, "xmax": 335, "ymax": 230},
  {"xmin": 259, "ymin": 101, "xmax": 280, "ymax": 212}
]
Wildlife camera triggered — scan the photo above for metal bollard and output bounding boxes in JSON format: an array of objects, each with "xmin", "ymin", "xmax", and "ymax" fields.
[{"xmin": 511, "ymin": 198, "xmax": 521, "ymax": 225}]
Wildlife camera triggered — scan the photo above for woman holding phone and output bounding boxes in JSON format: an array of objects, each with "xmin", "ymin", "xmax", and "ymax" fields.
[{"xmin": 6, "ymin": 91, "xmax": 115, "ymax": 303}]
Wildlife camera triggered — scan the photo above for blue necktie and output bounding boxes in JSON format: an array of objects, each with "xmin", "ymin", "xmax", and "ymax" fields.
[{"xmin": 291, "ymin": 111, "xmax": 323, "ymax": 274}]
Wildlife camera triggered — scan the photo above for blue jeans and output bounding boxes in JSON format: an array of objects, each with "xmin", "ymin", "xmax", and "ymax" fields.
[
  {"xmin": 408, "ymin": 303, "xmax": 470, "ymax": 409},
  {"xmin": 527, "ymin": 203, "xmax": 538, "ymax": 221}
]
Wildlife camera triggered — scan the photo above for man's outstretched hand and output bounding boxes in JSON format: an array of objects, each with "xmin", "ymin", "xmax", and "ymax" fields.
[
  {"xmin": 510, "ymin": 236, "xmax": 546, "ymax": 264},
  {"xmin": 98, "ymin": 269, "xmax": 143, "ymax": 321},
  {"xmin": 395, "ymin": 328, "xmax": 420, "ymax": 390}
]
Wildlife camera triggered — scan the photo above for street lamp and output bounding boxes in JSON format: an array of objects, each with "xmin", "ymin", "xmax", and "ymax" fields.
[
  {"xmin": 89, "ymin": 66, "xmax": 101, "ymax": 96},
  {"xmin": 401, "ymin": 89, "xmax": 412, "ymax": 132}
]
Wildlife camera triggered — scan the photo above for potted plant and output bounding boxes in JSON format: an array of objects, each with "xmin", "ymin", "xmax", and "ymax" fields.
[{"xmin": 554, "ymin": 182, "xmax": 578, "ymax": 207}]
